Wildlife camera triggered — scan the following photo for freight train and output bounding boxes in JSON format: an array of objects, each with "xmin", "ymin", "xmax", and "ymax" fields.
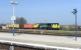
[{"xmin": 2, "ymin": 23, "xmax": 61, "ymax": 30}]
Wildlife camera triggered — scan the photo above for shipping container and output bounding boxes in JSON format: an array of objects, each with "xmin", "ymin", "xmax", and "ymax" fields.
[
  {"xmin": 6, "ymin": 24, "xmax": 19, "ymax": 29},
  {"xmin": 19, "ymin": 24, "xmax": 24, "ymax": 29},
  {"xmin": 23, "ymin": 24, "xmax": 33, "ymax": 29},
  {"xmin": 33, "ymin": 24, "xmax": 39, "ymax": 29},
  {"xmin": 2, "ymin": 26, "xmax": 7, "ymax": 29},
  {"xmin": 0, "ymin": 24, "xmax": 6, "ymax": 29}
]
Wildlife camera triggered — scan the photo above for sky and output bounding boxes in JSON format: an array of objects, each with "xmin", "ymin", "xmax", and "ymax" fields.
[{"xmin": 0, "ymin": 0, "xmax": 81, "ymax": 25}]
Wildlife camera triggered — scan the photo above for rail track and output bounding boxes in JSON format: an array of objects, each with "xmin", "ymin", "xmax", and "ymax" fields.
[{"xmin": 0, "ymin": 29, "xmax": 81, "ymax": 36}]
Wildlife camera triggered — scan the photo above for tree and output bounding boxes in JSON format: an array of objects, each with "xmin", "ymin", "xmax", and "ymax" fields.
[{"xmin": 15, "ymin": 17, "xmax": 27, "ymax": 24}]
